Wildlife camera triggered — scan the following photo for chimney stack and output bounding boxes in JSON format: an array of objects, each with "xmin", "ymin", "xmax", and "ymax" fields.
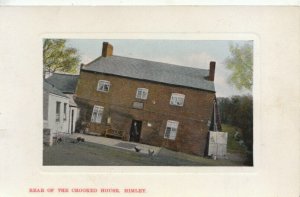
[
  {"xmin": 80, "ymin": 63, "xmax": 85, "ymax": 70},
  {"xmin": 102, "ymin": 42, "xmax": 113, "ymax": 57},
  {"xmin": 208, "ymin": 61, "xmax": 216, "ymax": 81}
]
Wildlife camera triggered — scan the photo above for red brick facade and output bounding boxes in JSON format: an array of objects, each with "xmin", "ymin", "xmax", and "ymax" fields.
[{"xmin": 75, "ymin": 70, "xmax": 215, "ymax": 156}]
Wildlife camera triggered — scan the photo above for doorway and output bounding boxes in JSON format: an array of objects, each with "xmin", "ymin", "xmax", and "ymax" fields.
[
  {"xmin": 129, "ymin": 120, "xmax": 142, "ymax": 142},
  {"xmin": 71, "ymin": 109, "xmax": 74, "ymax": 133}
]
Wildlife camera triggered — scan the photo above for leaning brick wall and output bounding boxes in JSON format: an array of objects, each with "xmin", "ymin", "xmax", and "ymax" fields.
[{"xmin": 75, "ymin": 71, "xmax": 215, "ymax": 156}]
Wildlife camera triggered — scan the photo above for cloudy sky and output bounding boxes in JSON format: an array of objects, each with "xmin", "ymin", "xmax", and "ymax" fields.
[{"xmin": 67, "ymin": 39, "xmax": 252, "ymax": 97}]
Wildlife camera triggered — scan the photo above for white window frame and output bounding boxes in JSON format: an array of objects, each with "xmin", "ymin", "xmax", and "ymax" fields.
[
  {"xmin": 136, "ymin": 88, "xmax": 149, "ymax": 100},
  {"xmin": 170, "ymin": 93, "xmax": 185, "ymax": 106},
  {"xmin": 164, "ymin": 120, "xmax": 179, "ymax": 140},
  {"xmin": 97, "ymin": 80, "xmax": 111, "ymax": 92},
  {"xmin": 91, "ymin": 105, "xmax": 104, "ymax": 123}
]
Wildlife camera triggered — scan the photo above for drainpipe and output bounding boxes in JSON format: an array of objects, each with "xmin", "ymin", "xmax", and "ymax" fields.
[{"xmin": 214, "ymin": 100, "xmax": 217, "ymax": 132}]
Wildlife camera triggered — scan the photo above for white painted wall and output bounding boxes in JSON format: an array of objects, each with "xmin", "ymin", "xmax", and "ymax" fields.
[
  {"xmin": 47, "ymin": 93, "xmax": 70, "ymax": 134},
  {"xmin": 65, "ymin": 94, "xmax": 80, "ymax": 134},
  {"xmin": 208, "ymin": 131, "xmax": 228, "ymax": 158}
]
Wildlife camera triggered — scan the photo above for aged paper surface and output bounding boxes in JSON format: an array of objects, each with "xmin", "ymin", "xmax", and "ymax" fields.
[{"xmin": 0, "ymin": 6, "xmax": 299, "ymax": 196}]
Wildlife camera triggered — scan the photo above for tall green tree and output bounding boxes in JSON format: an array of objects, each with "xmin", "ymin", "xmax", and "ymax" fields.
[
  {"xmin": 225, "ymin": 42, "xmax": 253, "ymax": 91},
  {"xmin": 43, "ymin": 39, "xmax": 80, "ymax": 77},
  {"xmin": 217, "ymin": 95, "xmax": 253, "ymax": 165}
]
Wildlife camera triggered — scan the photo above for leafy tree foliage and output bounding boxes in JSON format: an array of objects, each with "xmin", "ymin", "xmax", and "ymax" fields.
[
  {"xmin": 225, "ymin": 42, "xmax": 253, "ymax": 91},
  {"xmin": 43, "ymin": 39, "xmax": 80, "ymax": 76}
]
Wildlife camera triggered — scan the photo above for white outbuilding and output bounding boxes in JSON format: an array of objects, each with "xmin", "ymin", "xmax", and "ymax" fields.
[
  {"xmin": 45, "ymin": 73, "xmax": 80, "ymax": 134},
  {"xmin": 43, "ymin": 81, "xmax": 70, "ymax": 138}
]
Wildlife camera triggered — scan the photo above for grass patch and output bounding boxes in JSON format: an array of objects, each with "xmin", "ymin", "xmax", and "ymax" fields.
[
  {"xmin": 222, "ymin": 124, "xmax": 246, "ymax": 154},
  {"xmin": 43, "ymin": 138, "xmax": 244, "ymax": 166}
]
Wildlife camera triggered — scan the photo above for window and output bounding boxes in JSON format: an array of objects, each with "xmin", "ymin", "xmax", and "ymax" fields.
[
  {"xmin": 97, "ymin": 80, "xmax": 110, "ymax": 92},
  {"xmin": 91, "ymin": 105, "xmax": 104, "ymax": 123},
  {"xmin": 164, "ymin": 120, "xmax": 179, "ymax": 140},
  {"xmin": 136, "ymin": 88, "xmax": 149, "ymax": 100},
  {"xmin": 56, "ymin": 102, "xmax": 61, "ymax": 122},
  {"xmin": 170, "ymin": 93, "xmax": 185, "ymax": 106},
  {"xmin": 63, "ymin": 103, "xmax": 67, "ymax": 121}
]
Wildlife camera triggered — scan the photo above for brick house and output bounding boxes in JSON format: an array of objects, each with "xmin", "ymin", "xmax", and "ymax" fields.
[{"xmin": 75, "ymin": 42, "xmax": 219, "ymax": 156}]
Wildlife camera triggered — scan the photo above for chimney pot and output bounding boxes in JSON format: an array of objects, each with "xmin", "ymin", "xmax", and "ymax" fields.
[
  {"xmin": 209, "ymin": 61, "xmax": 216, "ymax": 81},
  {"xmin": 102, "ymin": 42, "xmax": 113, "ymax": 57}
]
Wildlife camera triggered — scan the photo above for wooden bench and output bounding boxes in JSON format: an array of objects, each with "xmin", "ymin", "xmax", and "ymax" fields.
[{"xmin": 105, "ymin": 128, "xmax": 126, "ymax": 140}]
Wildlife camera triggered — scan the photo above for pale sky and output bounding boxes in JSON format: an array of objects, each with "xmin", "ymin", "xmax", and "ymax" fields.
[{"xmin": 66, "ymin": 39, "xmax": 252, "ymax": 97}]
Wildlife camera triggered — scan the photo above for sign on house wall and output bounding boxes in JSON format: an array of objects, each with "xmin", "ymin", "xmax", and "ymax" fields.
[{"xmin": 132, "ymin": 102, "xmax": 144, "ymax": 109}]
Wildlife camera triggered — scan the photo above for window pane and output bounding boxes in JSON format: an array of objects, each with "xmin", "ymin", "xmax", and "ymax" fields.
[
  {"xmin": 136, "ymin": 88, "xmax": 148, "ymax": 100},
  {"xmin": 165, "ymin": 120, "xmax": 179, "ymax": 140},
  {"xmin": 164, "ymin": 127, "xmax": 171, "ymax": 138},
  {"xmin": 139, "ymin": 91, "xmax": 143, "ymax": 97},
  {"xmin": 142, "ymin": 91, "xmax": 147, "ymax": 99},
  {"xmin": 169, "ymin": 130, "xmax": 177, "ymax": 140},
  {"xmin": 96, "ymin": 114, "xmax": 101, "ymax": 123},
  {"xmin": 170, "ymin": 93, "xmax": 185, "ymax": 106},
  {"xmin": 56, "ymin": 102, "xmax": 61, "ymax": 122},
  {"xmin": 91, "ymin": 105, "xmax": 104, "ymax": 123},
  {"xmin": 97, "ymin": 80, "xmax": 110, "ymax": 92},
  {"xmin": 63, "ymin": 103, "xmax": 67, "ymax": 120},
  {"xmin": 103, "ymin": 84, "xmax": 108, "ymax": 91},
  {"xmin": 100, "ymin": 84, "xmax": 104, "ymax": 90},
  {"xmin": 56, "ymin": 102, "xmax": 60, "ymax": 113}
]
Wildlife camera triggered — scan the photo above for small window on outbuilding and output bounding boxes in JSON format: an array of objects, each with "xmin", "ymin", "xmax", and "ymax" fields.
[
  {"xmin": 56, "ymin": 102, "xmax": 61, "ymax": 122},
  {"xmin": 170, "ymin": 93, "xmax": 185, "ymax": 106},
  {"xmin": 63, "ymin": 103, "xmax": 67, "ymax": 121},
  {"xmin": 91, "ymin": 105, "xmax": 104, "ymax": 123},
  {"xmin": 97, "ymin": 80, "xmax": 111, "ymax": 92},
  {"xmin": 136, "ymin": 88, "xmax": 149, "ymax": 100},
  {"xmin": 164, "ymin": 120, "xmax": 179, "ymax": 140}
]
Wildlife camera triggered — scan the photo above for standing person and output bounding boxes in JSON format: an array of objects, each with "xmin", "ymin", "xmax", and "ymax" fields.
[{"xmin": 133, "ymin": 122, "xmax": 139, "ymax": 141}]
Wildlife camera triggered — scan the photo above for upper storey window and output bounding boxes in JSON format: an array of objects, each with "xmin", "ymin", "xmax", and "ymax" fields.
[
  {"xmin": 97, "ymin": 80, "xmax": 110, "ymax": 92},
  {"xmin": 136, "ymin": 88, "xmax": 149, "ymax": 100},
  {"xmin": 170, "ymin": 93, "xmax": 185, "ymax": 106}
]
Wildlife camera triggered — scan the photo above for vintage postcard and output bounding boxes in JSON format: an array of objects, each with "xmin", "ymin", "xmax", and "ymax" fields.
[
  {"xmin": 0, "ymin": 6, "xmax": 299, "ymax": 197},
  {"xmin": 43, "ymin": 39, "xmax": 253, "ymax": 167}
]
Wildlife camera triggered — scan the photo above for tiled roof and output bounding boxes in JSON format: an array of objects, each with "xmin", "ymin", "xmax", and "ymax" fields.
[
  {"xmin": 46, "ymin": 73, "xmax": 79, "ymax": 94},
  {"xmin": 82, "ymin": 55, "xmax": 215, "ymax": 92},
  {"xmin": 43, "ymin": 81, "xmax": 69, "ymax": 98}
]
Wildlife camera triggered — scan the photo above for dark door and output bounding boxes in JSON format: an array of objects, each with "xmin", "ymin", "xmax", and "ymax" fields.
[
  {"xmin": 71, "ymin": 109, "xmax": 74, "ymax": 133},
  {"xmin": 129, "ymin": 120, "xmax": 142, "ymax": 142}
]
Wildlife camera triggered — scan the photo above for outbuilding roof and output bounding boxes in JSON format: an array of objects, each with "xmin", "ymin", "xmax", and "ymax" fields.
[
  {"xmin": 82, "ymin": 55, "xmax": 215, "ymax": 92},
  {"xmin": 43, "ymin": 81, "xmax": 69, "ymax": 98},
  {"xmin": 46, "ymin": 73, "xmax": 79, "ymax": 94}
]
